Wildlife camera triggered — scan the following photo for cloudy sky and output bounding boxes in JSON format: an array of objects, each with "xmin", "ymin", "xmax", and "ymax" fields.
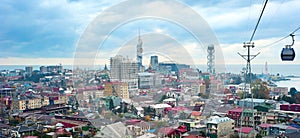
[{"xmin": 0, "ymin": 0, "xmax": 299, "ymax": 68}]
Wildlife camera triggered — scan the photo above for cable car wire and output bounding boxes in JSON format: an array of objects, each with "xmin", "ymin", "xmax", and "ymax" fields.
[
  {"xmin": 249, "ymin": 0, "xmax": 268, "ymax": 42},
  {"xmin": 257, "ymin": 26, "xmax": 300, "ymax": 52}
]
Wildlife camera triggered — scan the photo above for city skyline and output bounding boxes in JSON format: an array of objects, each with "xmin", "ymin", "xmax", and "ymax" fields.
[{"xmin": 0, "ymin": 0, "xmax": 299, "ymax": 66}]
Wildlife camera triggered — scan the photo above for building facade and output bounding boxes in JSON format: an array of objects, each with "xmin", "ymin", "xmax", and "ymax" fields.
[
  {"xmin": 104, "ymin": 82, "xmax": 129, "ymax": 99},
  {"xmin": 206, "ymin": 116, "xmax": 234, "ymax": 138},
  {"xmin": 110, "ymin": 55, "xmax": 138, "ymax": 82},
  {"xmin": 150, "ymin": 56, "xmax": 158, "ymax": 70}
]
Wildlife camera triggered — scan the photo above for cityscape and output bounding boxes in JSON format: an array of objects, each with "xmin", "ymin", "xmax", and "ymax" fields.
[{"xmin": 1, "ymin": 0, "xmax": 300, "ymax": 138}]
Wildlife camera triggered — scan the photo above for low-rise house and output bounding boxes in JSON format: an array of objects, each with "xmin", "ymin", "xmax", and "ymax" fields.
[
  {"xmin": 190, "ymin": 111, "xmax": 202, "ymax": 120},
  {"xmin": 0, "ymin": 123, "xmax": 11, "ymax": 137},
  {"xmin": 254, "ymin": 104, "xmax": 273, "ymax": 126},
  {"xmin": 227, "ymin": 108, "xmax": 243, "ymax": 126},
  {"xmin": 97, "ymin": 122, "xmax": 132, "ymax": 138},
  {"xmin": 206, "ymin": 116, "xmax": 234, "ymax": 138},
  {"xmin": 269, "ymin": 124, "xmax": 298, "ymax": 135},
  {"xmin": 238, "ymin": 98, "xmax": 266, "ymax": 108},
  {"xmin": 179, "ymin": 119, "xmax": 205, "ymax": 132},
  {"xmin": 266, "ymin": 111, "xmax": 278, "ymax": 124},
  {"xmin": 235, "ymin": 127, "xmax": 256, "ymax": 138},
  {"xmin": 258, "ymin": 123, "xmax": 273, "ymax": 136},
  {"xmin": 240, "ymin": 109, "xmax": 256, "ymax": 127},
  {"xmin": 11, "ymin": 125, "xmax": 43, "ymax": 138},
  {"xmin": 156, "ymin": 127, "xmax": 177, "ymax": 138},
  {"xmin": 150, "ymin": 104, "xmax": 171, "ymax": 116},
  {"xmin": 126, "ymin": 119, "xmax": 150, "ymax": 136},
  {"xmin": 136, "ymin": 133, "xmax": 157, "ymax": 138}
]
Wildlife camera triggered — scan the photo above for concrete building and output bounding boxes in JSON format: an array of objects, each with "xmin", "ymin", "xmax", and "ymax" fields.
[
  {"xmin": 17, "ymin": 99, "xmax": 26, "ymax": 111},
  {"xmin": 158, "ymin": 62, "xmax": 190, "ymax": 74},
  {"xmin": 150, "ymin": 55, "xmax": 158, "ymax": 70},
  {"xmin": 238, "ymin": 98, "xmax": 266, "ymax": 108},
  {"xmin": 206, "ymin": 116, "xmax": 234, "ymax": 138},
  {"xmin": 28, "ymin": 97, "xmax": 42, "ymax": 109},
  {"xmin": 104, "ymin": 81, "xmax": 129, "ymax": 99},
  {"xmin": 227, "ymin": 108, "xmax": 243, "ymax": 127},
  {"xmin": 179, "ymin": 68, "xmax": 199, "ymax": 80},
  {"xmin": 25, "ymin": 66, "xmax": 33, "ymax": 75},
  {"xmin": 41, "ymin": 96, "xmax": 49, "ymax": 106},
  {"xmin": 39, "ymin": 66, "xmax": 47, "ymax": 73},
  {"xmin": 110, "ymin": 55, "xmax": 138, "ymax": 89},
  {"xmin": 191, "ymin": 84, "xmax": 206, "ymax": 95},
  {"xmin": 47, "ymin": 65, "xmax": 63, "ymax": 73},
  {"xmin": 53, "ymin": 95, "xmax": 68, "ymax": 105},
  {"xmin": 138, "ymin": 72, "xmax": 162, "ymax": 89}
]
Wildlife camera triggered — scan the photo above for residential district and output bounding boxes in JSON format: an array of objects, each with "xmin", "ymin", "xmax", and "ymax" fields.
[{"xmin": 1, "ymin": 43, "xmax": 300, "ymax": 138}]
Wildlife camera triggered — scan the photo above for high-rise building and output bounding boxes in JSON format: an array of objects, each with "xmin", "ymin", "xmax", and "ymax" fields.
[
  {"xmin": 150, "ymin": 56, "xmax": 158, "ymax": 70},
  {"xmin": 207, "ymin": 45, "xmax": 215, "ymax": 74},
  {"xmin": 25, "ymin": 66, "xmax": 33, "ymax": 75},
  {"xmin": 40, "ymin": 66, "xmax": 47, "ymax": 73},
  {"xmin": 136, "ymin": 29, "xmax": 143, "ymax": 72},
  {"xmin": 47, "ymin": 65, "xmax": 63, "ymax": 73},
  {"xmin": 110, "ymin": 55, "xmax": 138, "ymax": 81}
]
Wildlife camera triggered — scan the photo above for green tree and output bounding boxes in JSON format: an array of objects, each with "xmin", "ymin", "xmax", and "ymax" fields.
[
  {"xmin": 251, "ymin": 80, "xmax": 270, "ymax": 99},
  {"xmin": 282, "ymin": 95, "xmax": 295, "ymax": 104},
  {"xmin": 289, "ymin": 87, "xmax": 298, "ymax": 96}
]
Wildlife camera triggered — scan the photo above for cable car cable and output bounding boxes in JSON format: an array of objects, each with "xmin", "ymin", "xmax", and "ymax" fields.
[
  {"xmin": 256, "ymin": 26, "xmax": 300, "ymax": 52},
  {"xmin": 249, "ymin": 0, "xmax": 268, "ymax": 42}
]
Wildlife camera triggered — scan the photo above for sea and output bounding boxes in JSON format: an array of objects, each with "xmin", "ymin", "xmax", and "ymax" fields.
[{"xmin": 0, "ymin": 64, "xmax": 299, "ymax": 90}]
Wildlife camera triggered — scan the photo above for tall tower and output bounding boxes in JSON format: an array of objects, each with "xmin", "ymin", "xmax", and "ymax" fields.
[
  {"xmin": 207, "ymin": 45, "xmax": 215, "ymax": 74},
  {"xmin": 137, "ymin": 29, "xmax": 143, "ymax": 72},
  {"xmin": 265, "ymin": 61, "xmax": 268, "ymax": 75},
  {"xmin": 150, "ymin": 55, "xmax": 158, "ymax": 70}
]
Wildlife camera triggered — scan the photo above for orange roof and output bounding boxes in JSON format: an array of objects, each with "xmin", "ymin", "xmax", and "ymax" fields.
[{"xmin": 191, "ymin": 111, "xmax": 202, "ymax": 116}]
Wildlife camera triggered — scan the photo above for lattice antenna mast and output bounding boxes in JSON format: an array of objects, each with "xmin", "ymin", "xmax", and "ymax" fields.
[
  {"xmin": 207, "ymin": 45, "xmax": 215, "ymax": 74},
  {"xmin": 238, "ymin": 42, "xmax": 260, "ymax": 138}
]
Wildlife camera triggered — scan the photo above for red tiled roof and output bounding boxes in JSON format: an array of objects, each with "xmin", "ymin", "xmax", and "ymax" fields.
[
  {"xmin": 159, "ymin": 127, "xmax": 176, "ymax": 135},
  {"xmin": 229, "ymin": 108, "xmax": 243, "ymax": 112},
  {"xmin": 126, "ymin": 119, "xmax": 141, "ymax": 125},
  {"xmin": 191, "ymin": 111, "xmax": 202, "ymax": 116},
  {"xmin": 172, "ymin": 106, "xmax": 189, "ymax": 111},
  {"xmin": 259, "ymin": 124, "xmax": 273, "ymax": 128},
  {"xmin": 287, "ymin": 126, "xmax": 298, "ymax": 130},
  {"xmin": 59, "ymin": 122, "xmax": 78, "ymax": 128},
  {"xmin": 236, "ymin": 127, "xmax": 253, "ymax": 134},
  {"xmin": 176, "ymin": 125, "xmax": 187, "ymax": 133}
]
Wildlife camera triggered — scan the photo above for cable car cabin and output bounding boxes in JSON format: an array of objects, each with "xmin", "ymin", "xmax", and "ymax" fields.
[{"xmin": 281, "ymin": 47, "xmax": 295, "ymax": 61}]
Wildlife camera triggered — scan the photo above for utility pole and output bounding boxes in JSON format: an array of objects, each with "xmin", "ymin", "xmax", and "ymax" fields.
[{"xmin": 238, "ymin": 42, "xmax": 260, "ymax": 138}]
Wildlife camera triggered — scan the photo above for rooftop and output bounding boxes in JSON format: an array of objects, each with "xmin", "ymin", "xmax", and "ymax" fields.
[
  {"xmin": 207, "ymin": 117, "xmax": 233, "ymax": 124},
  {"xmin": 235, "ymin": 127, "xmax": 253, "ymax": 134},
  {"xmin": 240, "ymin": 98, "xmax": 266, "ymax": 103}
]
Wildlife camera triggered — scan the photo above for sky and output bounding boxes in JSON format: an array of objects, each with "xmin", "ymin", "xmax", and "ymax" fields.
[{"xmin": 0, "ymin": 0, "xmax": 300, "ymax": 67}]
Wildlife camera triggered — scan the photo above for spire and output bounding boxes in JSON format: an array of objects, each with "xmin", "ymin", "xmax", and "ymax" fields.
[
  {"xmin": 139, "ymin": 27, "xmax": 140, "ymax": 40},
  {"xmin": 104, "ymin": 64, "xmax": 108, "ymax": 71},
  {"xmin": 138, "ymin": 28, "xmax": 142, "ymax": 45}
]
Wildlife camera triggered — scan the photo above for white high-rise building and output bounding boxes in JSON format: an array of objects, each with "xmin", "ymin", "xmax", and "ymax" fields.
[{"xmin": 110, "ymin": 55, "xmax": 138, "ymax": 81}]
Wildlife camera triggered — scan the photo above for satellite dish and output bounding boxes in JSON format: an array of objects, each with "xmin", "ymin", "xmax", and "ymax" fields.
[{"xmin": 281, "ymin": 34, "xmax": 296, "ymax": 61}]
